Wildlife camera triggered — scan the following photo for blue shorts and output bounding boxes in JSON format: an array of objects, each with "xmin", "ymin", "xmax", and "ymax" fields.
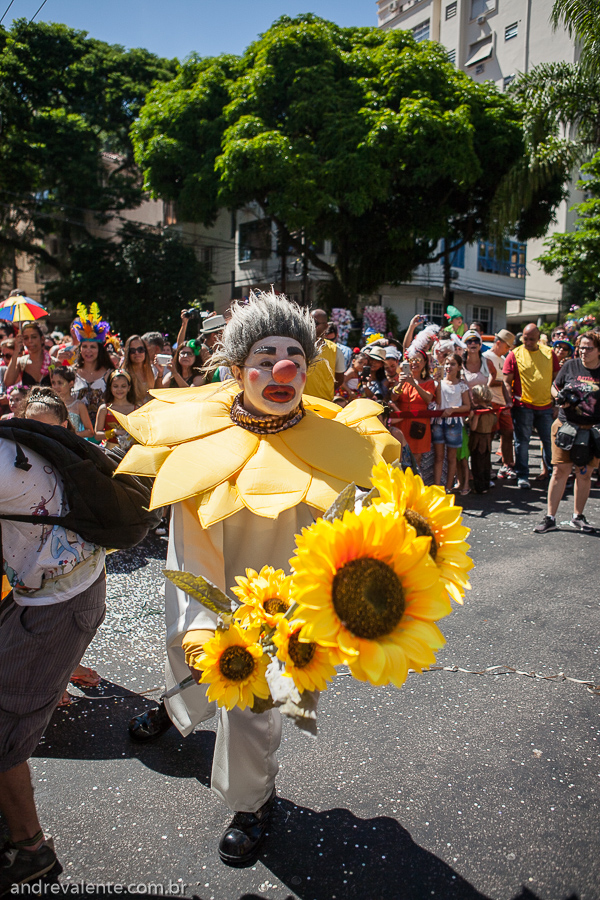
[{"xmin": 432, "ymin": 421, "xmax": 464, "ymax": 448}]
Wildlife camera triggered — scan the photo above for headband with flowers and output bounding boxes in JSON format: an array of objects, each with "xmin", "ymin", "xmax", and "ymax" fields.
[{"xmin": 73, "ymin": 303, "xmax": 111, "ymax": 343}]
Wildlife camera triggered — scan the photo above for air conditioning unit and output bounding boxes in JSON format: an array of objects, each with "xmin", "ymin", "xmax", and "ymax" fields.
[
  {"xmin": 389, "ymin": 1, "xmax": 398, "ymax": 10},
  {"xmin": 450, "ymin": 268, "xmax": 460, "ymax": 280},
  {"xmin": 477, "ymin": 15, "xmax": 487, "ymax": 24}
]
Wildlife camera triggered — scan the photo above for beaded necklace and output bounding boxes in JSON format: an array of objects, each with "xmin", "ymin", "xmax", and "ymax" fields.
[{"xmin": 229, "ymin": 392, "xmax": 305, "ymax": 434}]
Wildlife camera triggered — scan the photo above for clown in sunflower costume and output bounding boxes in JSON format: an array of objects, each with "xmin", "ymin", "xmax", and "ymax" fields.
[{"xmin": 113, "ymin": 291, "xmax": 402, "ymax": 864}]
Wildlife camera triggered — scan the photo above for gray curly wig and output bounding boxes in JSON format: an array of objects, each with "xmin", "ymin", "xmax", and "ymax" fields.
[{"xmin": 212, "ymin": 290, "xmax": 319, "ymax": 369}]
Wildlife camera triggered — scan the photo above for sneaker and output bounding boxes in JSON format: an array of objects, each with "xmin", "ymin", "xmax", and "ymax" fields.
[
  {"xmin": 0, "ymin": 838, "xmax": 62, "ymax": 893},
  {"xmin": 497, "ymin": 465, "xmax": 510, "ymax": 479},
  {"xmin": 533, "ymin": 516, "xmax": 557, "ymax": 534},
  {"xmin": 570, "ymin": 514, "xmax": 595, "ymax": 533},
  {"xmin": 517, "ymin": 478, "xmax": 531, "ymax": 489}
]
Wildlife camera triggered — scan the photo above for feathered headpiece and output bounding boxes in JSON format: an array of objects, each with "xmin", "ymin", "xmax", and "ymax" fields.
[
  {"xmin": 73, "ymin": 303, "xmax": 111, "ymax": 343},
  {"xmin": 407, "ymin": 323, "xmax": 440, "ymax": 357}
]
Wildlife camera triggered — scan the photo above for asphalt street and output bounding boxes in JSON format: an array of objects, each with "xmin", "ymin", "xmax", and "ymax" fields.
[{"xmin": 3, "ymin": 445, "xmax": 600, "ymax": 900}]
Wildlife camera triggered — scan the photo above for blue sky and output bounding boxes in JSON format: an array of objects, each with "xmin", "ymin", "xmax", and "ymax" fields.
[{"xmin": 3, "ymin": 0, "xmax": 379, "ymax": 59}]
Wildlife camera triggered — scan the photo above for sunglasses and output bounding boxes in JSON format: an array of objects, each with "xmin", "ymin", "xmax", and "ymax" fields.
[
  {"xmin": 1, "ymin": 353, "xmax": 12, "ymax": 360},
  {"xmin": 466, "ymin": 339, "xmax": 480, "ymax": 345},
  {"xmin": 129, "ymin": 346, "xmax": 146, "ymax": 355}
]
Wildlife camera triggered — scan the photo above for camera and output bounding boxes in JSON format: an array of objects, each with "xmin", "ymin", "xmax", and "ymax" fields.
[
  {"xmin": 183, "ymin": 309, "xmax": 202, "ymax": 321},
  {"xmin": 155, "ymin": 353, "xmax": 173, "ymax": 366},
  {"xmin": 556, "ymin": 387, "xmax": 584, "ymax": 407}
]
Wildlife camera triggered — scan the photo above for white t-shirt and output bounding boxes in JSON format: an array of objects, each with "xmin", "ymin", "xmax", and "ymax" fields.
[
  {"xmin": 483, "ymin": 349, "xmax": 506, "ymax": 405},
  {"xmin": 436, "ymin": 380, "xmax": 470, "ymax": 424},
  {"xmin": 1, "ymin": 439, "xmax": 105, "ymax": 605}
]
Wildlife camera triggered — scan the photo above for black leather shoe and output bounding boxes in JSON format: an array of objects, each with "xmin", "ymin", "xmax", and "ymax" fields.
[
  {"xmin": 128, "ymin": 701, "xmax": 173, "ymax": 742},
  {"xmin": 218, "ymin": 791, "xmax": 275, "ymax": 867}
]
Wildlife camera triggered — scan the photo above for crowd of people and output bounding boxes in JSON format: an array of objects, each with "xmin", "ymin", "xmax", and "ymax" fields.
[
  {"xmin": 0, "ymin": 290, "xmax": 599, "ymax": 892},
  {"xmin": 1, "ymin": 300, "xmax": 599, "ymax": 533}
]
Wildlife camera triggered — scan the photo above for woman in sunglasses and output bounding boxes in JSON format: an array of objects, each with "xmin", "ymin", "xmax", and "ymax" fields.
[
  {"xmin": 123, "ymin": 335, "xmax": 158, "ymax": 405},
  {"xmin": 161, "ymin": 341, "xmax": 204, "ymax": 388}
]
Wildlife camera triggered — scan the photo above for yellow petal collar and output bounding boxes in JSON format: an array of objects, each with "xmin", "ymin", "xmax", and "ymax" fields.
[{"xmin": 115, "ymin": 384, "xmax": 400, "ymax": 523}]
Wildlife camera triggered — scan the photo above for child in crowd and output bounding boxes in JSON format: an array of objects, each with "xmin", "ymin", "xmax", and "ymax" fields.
[
  {"xmin": 432, "ymin": 353, "xmax": 471, "ymax": 493},
  {"xmin": 49, "ymin": 366, "xmax": 94, "ymax": 438},
  {"xmin": 95, "ymin": 369, "xmax": 137, "ymax": 449},
  {"xmin": 468, "ymin": 385, "xmax": 498, "ymax": 494},
  {"xmin": 3, "ymin": 384, "xmax": 29, "ymax": 419}
]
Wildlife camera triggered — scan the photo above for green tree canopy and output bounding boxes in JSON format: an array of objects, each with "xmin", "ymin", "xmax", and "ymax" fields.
[
  {"xmin": 536, "ymin": 151, "xmax": 600, "ymax": 307},
  {"xmin": 44, "ymin": 222, "xmax": 212, "ymax": 338},
  {"xmin": 133, "ymin": 14, "xmax": 564, "ymax": 302},
  {"xmin": 0, "ymin": 18, "xmax": 175, "ymax": 277}
]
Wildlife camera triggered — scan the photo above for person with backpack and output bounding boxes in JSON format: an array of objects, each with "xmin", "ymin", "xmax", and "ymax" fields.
[
  {"xmin": 0, "ymin": 390, "xmax": 158, "ymax": 893},
  {"xmin": 0, "ymin": 412, "xmax": 106, "ymax": 891}
]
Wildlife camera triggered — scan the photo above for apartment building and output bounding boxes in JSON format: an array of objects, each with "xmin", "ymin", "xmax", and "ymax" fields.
[{"xmin": 377, "ymin": 0, "xmax": 580, "ymax": 331}]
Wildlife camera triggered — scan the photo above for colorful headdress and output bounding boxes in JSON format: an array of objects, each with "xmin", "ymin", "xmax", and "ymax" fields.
[{"xmin": 73, "ymin": 303, "xmax": 111, "ymax": 343}]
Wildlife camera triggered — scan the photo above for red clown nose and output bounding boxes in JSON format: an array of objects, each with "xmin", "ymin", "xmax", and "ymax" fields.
[{"xmin": 271, "ymin": 359, "xmax": 298, "ymax": 384}]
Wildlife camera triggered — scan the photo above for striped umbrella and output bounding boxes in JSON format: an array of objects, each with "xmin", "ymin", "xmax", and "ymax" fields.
[{"xmin": 0, "ymin": 295, "xmax": 49, "ymax": 323}]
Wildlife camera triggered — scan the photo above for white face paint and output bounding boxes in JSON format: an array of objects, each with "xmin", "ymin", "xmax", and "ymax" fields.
[{"xmin": 232, "ymin": 335, "xmax": 307, "ymax": 417}]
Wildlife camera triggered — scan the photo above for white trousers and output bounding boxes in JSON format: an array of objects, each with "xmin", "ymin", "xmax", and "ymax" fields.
[{"xmin": 164, "ymin": 644, "xmax": 281, "ymax": 814}]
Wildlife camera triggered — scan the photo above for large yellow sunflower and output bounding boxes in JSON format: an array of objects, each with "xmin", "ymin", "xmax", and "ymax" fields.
[
  {"xmin": 370, "ymin": 462, "xmax": 473, "ymax": 604},
  {"xmin": 232, "ymin": 566, "xmax": 293, "ymax": 628},
  {"xmin": 290, "ymin": 505, "xmax": 450, "ymax": 688},
  {"xmin": 273, "ymin": 618, "xmax": 339, "ymax": 693},
  {"xmin": 198, "ymin": 623, "xmax": 270, "ymax": 711}
]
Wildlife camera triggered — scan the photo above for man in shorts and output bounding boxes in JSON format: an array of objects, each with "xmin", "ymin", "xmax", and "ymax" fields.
[
  {"xmin": 0, "ymin": 437, "xmax": 106, "ymax": 891},
  {"xmin": 534, "ymin": 332, "xmax": 600, "ymax": 533}
]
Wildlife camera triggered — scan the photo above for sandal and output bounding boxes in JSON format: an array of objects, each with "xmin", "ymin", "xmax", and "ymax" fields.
[
  {"xmin": 57, "ymin": 690, "xmax": 73, "ymax": 707},
  {"xmin": 70, "ymin": 665, "xmax": 101, "ymax": 687},
  {"xmin": 460, "ymin": 488, "xmax": 471, "ymax": 496}
]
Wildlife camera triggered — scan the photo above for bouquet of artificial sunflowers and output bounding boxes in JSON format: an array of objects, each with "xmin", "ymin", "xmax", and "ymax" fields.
[{"xmin": 165, "ymin": 462, "xmax": 473, "ymax": 734}]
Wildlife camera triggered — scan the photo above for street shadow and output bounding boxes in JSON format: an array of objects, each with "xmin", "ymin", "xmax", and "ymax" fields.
[
  {"xmin": 106, "ymin": 535, "xmax": 168, "ymax": 575},
  {"xmin": 254, "ymin": 799, "xmax": 565, "ymax": 900},
  {"xmin": 32, "ymin": 683, "xmax": 215, "ymax": 788}
]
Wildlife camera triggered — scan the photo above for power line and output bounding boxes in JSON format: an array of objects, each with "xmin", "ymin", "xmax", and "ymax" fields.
[
  {"xmin": 0, "ymin": 0, "xmax": 16, "ymax": 25},
  {"xmin": 28, "ymin": 0, "xmax": 48, "ymax": 24}
]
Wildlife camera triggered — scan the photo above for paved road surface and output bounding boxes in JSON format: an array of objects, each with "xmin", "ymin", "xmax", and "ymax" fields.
[{"xmin": 4, "ymin": 458, "xmax": 599, "ymax": 900}]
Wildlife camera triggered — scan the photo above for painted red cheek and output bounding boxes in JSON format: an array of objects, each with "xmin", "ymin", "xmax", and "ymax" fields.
[
  {"xmin": 300, "ymin": 372, "xmax": 306, "ymax": 384},
  {"xmin": 248, "ymin": 369, "xmax": 260, "ymax": 383}
]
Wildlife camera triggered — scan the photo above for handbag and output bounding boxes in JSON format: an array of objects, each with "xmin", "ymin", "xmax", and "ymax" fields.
[
  {"xmin": 409, "ymin": 421, "xmax": 427, "ymax": 441},
  {"xmin": 571, "ymin": 428, "xmax": 592, "ymax": 466},
  {"xmin": 554, "ymin": 421, "xmax": 577, "ymax": 451}
]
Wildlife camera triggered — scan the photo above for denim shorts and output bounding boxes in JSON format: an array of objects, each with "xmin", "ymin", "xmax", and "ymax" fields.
[{"xmin": 432, "ymin": 420, "xmax": 464, "ymax": 448}]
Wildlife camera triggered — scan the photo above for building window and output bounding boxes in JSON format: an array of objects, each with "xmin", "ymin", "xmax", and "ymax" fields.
[
  {"xmin": 412, "ymin": 19, "xmax": 430, "ymax": 42},
  {"xmin": 477, "ymin": 240, "xmax": 526, "ymax": 278},
  {"xmin": 446, "ymin": 2, "xmax": 457, "ymax": 19},
  {"xmin": 163, "ymin": 201, "xmax": 176, "ymax": 226},
  {"xmin": 505, "ymin": 22, "xmax": 518, "ymax": 41},
  {"xmin": 475, "ymin": 63, "xmax": 485, "ymax": 74},
  {"xmin": 471, "ymin": 306, "xmax": 493, "ymax": 333},
  {"xmin": 466, "ymin": 36, "xmax": 493, "ymax": 67},
  {"xmin": 503, "ymin": 74, "xmax": 515, "ymax": 90},
  {"xmin": 470, "ymin": 0, "xmax": 496, "ymax": 19},
  {"xmin": 447, "ymin": 48, "xmax": 457, "ymax": 64},
  {"xmin": 238, "ymin": 219, "xmax": 272, "ymax": 262},
  {"xmin": 441, "ymin": 240, "xmax": 465, "ymax": 268},
  {"xmin": 201, "ymin": 247, "xmax": 213, "ymax": 273},
  {"xmin": 419, "ymin": 299, "xmax": 444, "ymax": 326}
]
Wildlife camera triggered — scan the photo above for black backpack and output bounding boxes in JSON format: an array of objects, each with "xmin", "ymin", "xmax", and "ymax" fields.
[{"xmin": 0, "ymin": 418, "xmax": 161, "ymax": 549}]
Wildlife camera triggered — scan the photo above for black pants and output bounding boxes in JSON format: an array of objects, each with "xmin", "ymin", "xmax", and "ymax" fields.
[{"xmin": 469, "ymin": 433, "xmax": 492, "ymax": 493}]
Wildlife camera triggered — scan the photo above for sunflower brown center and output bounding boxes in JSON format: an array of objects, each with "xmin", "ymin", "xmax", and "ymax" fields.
[
  {"xmin": 288, "ymin": 631, "xmax": 316, "ymax": 668},
  {"xmin": 219, "ymin": 645, "xmax": 255, "ymax": 681},
  {"xmin": 332, "ymin": 557, "xmax": 405, "ymax": 640},
  {"xmin": 263, "ymin": 597, "xmax": 289, "ymax": 616},
  {"xmin": 403, "ymin": 509, "xmax": 438, "ymax": 560}
]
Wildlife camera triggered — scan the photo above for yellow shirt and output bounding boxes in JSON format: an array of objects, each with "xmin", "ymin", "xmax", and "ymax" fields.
[
  {"xmin": 304, "ymin": 339, "xmax": 338, "ymax": 401},
  {"xmin": 512, "ymin": 344, "xmax": 555, "ymax": 408}
]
